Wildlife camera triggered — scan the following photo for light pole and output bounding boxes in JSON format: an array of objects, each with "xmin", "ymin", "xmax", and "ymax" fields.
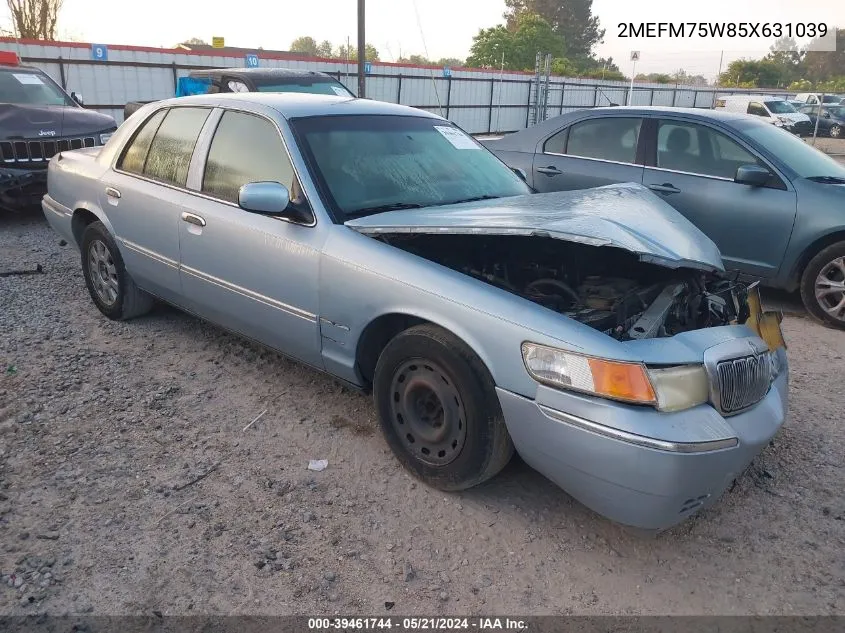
[{"xmin": 357, "ymin": 0, "xmax": 366, "ymax": 98}]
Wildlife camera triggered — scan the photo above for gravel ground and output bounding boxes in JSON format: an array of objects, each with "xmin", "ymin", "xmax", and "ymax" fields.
[{"xmin": 1, "ymin": 215, "xmax": 844, "ymax": 616}]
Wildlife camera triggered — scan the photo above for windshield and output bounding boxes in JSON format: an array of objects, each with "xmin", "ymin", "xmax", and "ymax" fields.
[
  {"xmin": 254, "ymin": 78, "xmax": 353, "ymax": 97},
  {"xmin": 0, "ymin": 68, "xmax": 73, "ymax": 106},
  {"xmin": 825, "ymin": 106, "xmax": 845, "ymax": 119},
  {"xmin": 738, "ymin": 119, "xmax": 845, "ymax": 179},
  {"xmin": 291, "ymin": 115, "xmax": 531, "ymax": 219},
  {"xmin": 764, "ymin": 100, "xmax": 796, "ymax": 114},
  {"xmin": 822, "ymin": 95, "xmax": 842, "ymax": 104}
]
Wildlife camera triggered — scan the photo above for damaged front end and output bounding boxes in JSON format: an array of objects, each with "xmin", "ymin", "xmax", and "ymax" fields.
[
  {"xmin": 373, "ymin": 232, "xmax": 778, "ymax": 343},
  {"xmin": 0, "ymin": 166, "xmax": 47, "ymax": 213}
]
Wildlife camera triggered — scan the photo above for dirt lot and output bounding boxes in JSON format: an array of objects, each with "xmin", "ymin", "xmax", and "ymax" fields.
[{"xmin": 1, "ymin": 215, "xmax": 844, "ymax": 617}]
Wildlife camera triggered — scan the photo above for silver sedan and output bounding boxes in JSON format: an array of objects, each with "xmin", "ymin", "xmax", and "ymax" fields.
[{"xmin": 42, "ymin": 93, "xmax": 788, "ymax": 530}]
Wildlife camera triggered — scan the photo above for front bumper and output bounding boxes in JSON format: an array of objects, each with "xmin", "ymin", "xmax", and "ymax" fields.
[
  {"xmin": 498, "ymin": 347, "xmax": 788, "ymax": 530},
  {"xmin": 0, "ymin": 166, "xmax": 47, "ymax": 212}
]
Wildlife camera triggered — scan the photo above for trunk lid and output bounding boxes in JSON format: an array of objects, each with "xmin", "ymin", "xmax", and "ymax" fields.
[{"xmin": 346, "ymin": 183, "xmax": 725, "ymax": 272}]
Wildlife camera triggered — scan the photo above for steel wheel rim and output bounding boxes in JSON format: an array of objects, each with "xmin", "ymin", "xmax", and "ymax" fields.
[
  {"xmin": 815, "ymin": 256, "xmax": 845, "ymax": 322},
  {"xmin": 88, "ymin": 239, "xmax": 119, "ymax": 306},
  {"xmin": 388, "ymin": 358, "xmax": 467, "ymax": 466},
  {"xmin": 831, "ymin": 125, "xmax": 841, "ymax": 138}
]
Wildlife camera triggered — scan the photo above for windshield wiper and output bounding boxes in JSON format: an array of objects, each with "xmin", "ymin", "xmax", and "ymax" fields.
[
  {"xmin": 434, "ymin": 195, "xmax": 501, "ymax": 206},
  {"xmin": 806, "ymin": 176, "xmax": 845, "ymax": 184},
  {"xmin": 345, "ymin": 202, "xmax": 424, "ymax": 218}
]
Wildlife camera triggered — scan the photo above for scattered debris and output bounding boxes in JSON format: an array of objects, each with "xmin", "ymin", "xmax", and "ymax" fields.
[
  {"xmin": 0, "ymin": 264, "xmax": 44, "ymax": 277},
  {"xmin": 174, "ymin": 464, "xmax": 220, "ymax": 491},
  {"xmin": 384, "ymin": 601, "xmax": 395, "ymax": 610},
  {"xmin": 307, "ymin": 459, "xmax": 329, "ymax": 472},
  {"xmin": 243, "ymin": 409, "xmax": 267, "ymax": 432}
]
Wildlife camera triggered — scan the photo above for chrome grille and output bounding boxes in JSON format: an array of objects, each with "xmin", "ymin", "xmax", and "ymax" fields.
[
  {"xmin": 715, "ymin": 353, "xmax": 772, "ymax": 414},
  {"xmin": 1, "ymin": 136, "xmax": 96, "ymax": 164}
]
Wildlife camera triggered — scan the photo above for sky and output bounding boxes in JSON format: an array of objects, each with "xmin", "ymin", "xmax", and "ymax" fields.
[{"xmin": 1, "ymin": 0, "xmax": 842, "ymax": 79}]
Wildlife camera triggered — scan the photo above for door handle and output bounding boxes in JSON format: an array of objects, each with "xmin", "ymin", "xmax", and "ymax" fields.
[
  {"xmin": 105, "ymin": 187, "xmax": 121, "ymax": 199},
  {"xmin": 648, "ymin": 183, "xmax": 681, "ymax": 194},
  {"xmin": 181, "ymin": 212, "xmax": 206, "ymax": 227},
  {"xmin": 536, "ymin": 166, "xmax": 563, "ymax": 176}
]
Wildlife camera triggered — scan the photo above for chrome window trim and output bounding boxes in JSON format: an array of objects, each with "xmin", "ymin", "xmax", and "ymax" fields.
[
  {"xmin": 541, "ymin": 152, "xmax": 642, "ymax": 168},
  {"xmin": 644, "ymin": 166, "xmax": 734, "ymax": 182},
  {"xmin": 181, "ymin": 264, "xmax": 317, "ymax": 322},
  {"xmin": 538, "ymin": 405, "xmax": 739, "ymax": 453}
]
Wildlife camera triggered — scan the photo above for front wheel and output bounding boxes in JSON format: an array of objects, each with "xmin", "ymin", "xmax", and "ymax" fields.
[
  {"xmin": 829, "ymin": 124, "xmax": 842, "ymax": 139},
  {"xmin": 800, "ymin": 242, "xmax": 845, "ymax": 329},
  {"xmin": 373, "ymin": 324, "xmax": 514, "ymax": 491}
]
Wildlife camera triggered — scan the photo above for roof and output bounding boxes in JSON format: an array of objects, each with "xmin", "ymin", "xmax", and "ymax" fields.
[
  {"xmin": 188, "ymin": 67, "xmax": 335, "ymax": 80},
  {"xmin": 157, "ymin": 92, "xmax": 443, "ymax": 120}
]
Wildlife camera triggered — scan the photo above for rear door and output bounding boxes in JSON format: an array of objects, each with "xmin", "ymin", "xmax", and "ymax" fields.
[
  {"xmin": 530, "ymin": 115, "xmax": 645, "ymax": 192},
  {"xmin": 101, "ymin": 106, "xmax": 211, "ymax": 302},
  {"xmin": 641, "ymin": 118, "xmax": 797, "ymax": 278}
]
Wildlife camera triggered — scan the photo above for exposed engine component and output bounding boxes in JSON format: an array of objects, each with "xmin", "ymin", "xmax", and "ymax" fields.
[{"xmin": 378, "ymin": 234, "xmax": 749, "ymax": 340}]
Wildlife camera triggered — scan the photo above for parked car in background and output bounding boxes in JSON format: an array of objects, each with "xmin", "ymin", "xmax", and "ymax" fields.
[
  {"xmin": 484, "ymin": 106, "xmax": 845, "ymax": 328},
  {"xmin": 714, "ymin": 95, "xmax": 812, "ymax": 135},
  {"xmin": 41, "ymin": 93, "xmax": 787, "ymax": 531},
  {"xmin": 123, "ymin": 67, "xmax": 354, "ymax": 119},
  {"xmin": 793, "ymin": 93, "xmax": 845, "ymax": 106},
  {"xmin": 0, "ymin": 51, "xmax": 116, "ymax": 213},
  {"xmin": 798, "ymin": 104, "xmax": 845, "ymax": 138}
]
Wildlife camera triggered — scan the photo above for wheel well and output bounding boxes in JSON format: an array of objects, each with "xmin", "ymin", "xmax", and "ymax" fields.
[
  {"xmin": 791, "ymin": 231, "xmax": 845, "ymax": 286},
  {"xmin": 71, "ymin": 209, "xmax": 99, "ymax": 247},
  {"xmin": 355, "ymin": 314, "xmax": 428, "ymax": 387}
]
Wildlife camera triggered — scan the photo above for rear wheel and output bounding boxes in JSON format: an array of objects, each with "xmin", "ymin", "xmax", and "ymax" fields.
[
  {"xmin": 800, "ymin": 242, "xmax": 845, "ymax": 329},
  {"xmin": 81, "ymin": 221, "xmax": 154, "ymax": 320},
  {"xmin": 373, "ymin": 324, "xmax": 514, "ymax": 491},
  {"xmin": 829, "ymin": 124, "xmax": 842, "ymax": 139}
]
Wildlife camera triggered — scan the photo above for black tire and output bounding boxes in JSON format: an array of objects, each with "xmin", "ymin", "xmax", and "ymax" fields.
[
  {"xmin": 373, "ymin": 324, "xmax": 514, "ymax": 491},
  {"xmin": 80, "ymin": 221, "xmax": 154, "ymax": 320},
  {"xmin": 799, "ymin": 241, "xmax": 845, "ymax": 329}
]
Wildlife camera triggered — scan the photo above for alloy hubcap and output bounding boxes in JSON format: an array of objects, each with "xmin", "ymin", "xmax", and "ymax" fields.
[
  {"xmin": 388, "ymin": 359, "xmax": 466, "ymax": 466},
  {"xmin": 88, "ymin": 239, "xmax": 119, "ymax": 306},
  {"xmin": 831, "ymin": 125, "xmax": 841, "ymax": 138},
  {"xmin": 815, "ymin": 256, "xmax": 845, "ymax": 322}
]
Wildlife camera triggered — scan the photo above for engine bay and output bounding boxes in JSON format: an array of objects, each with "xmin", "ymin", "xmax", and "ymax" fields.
[{"xmin": 378, "ymin": 233, "xmax": 751, "ymax": 340}]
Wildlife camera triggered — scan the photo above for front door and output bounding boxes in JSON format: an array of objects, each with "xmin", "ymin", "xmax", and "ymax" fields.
[
  {"xmin": 642, "ymin": 119, "xmax": 797, "ymax": 278},
  {"xmin": 177, "ymin": 108, "xmax": 324, "ymax": 366},
  {"xmin": 531, "ymin": 116, "xmax": 645, "ymax": 192}
]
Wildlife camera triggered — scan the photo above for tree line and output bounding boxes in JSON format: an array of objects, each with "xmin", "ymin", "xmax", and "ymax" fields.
[{"xmin": 719, "ymin": 32, "xmax": 845, "ymax": 92}]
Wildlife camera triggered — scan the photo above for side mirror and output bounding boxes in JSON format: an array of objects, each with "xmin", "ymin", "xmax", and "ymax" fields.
[
  {"xmin": 238, "ymin": 182, "xmax": 311, "ymax": 223},
  {"xmin": 70, "ymin": 92, "xmax": 84, "ymax": 106},
  {"xmin": 735, "ymin": 164, "xmax": 770, "ymax": 187},
  {"xmin": 511, "ymin": 167, "xmax": 527, "ymax": 182},
  {"xmin": 823, "ymin": 111, "xmax": 831, "ymax": 118}
]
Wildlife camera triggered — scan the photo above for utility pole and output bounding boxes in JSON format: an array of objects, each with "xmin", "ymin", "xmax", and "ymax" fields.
[{"xmin": 357, "ymin": 0, "xmax": 366, "ymax": 98}]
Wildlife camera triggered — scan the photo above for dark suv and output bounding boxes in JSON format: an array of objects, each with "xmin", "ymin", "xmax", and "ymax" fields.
[{"xmin": 0, "ymin": 52, "xmax": 117, "ymax": 213}]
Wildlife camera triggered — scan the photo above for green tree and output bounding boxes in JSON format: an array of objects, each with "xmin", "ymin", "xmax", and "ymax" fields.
[
  {"xmin": 290, "ymin": 36, "xmax": 319, "ymax": 56},
  {"xmin": 719, "ymin": 59, "xmax": 784, "ymax": 88},
  {"xmin": 636, "ymin": 73, "xmax": 672, "ymax": 84},
  {"xmin": 467, "ymin": 12, "xmax": 565, "ymax": 71},
  {"xmin": 335, "ymin": 43, "xmax": 380, "ymax": 62},
  {"xmin": 316, "ymin": 40, "xmax": 334, "ymax": 58},
  {"xmin": 398, "ymin": 54, "xmax": 432, "ymax": 65},
  {"xmin": 801, "ymin": 29, "xmax": 845, "ymax": 83},
  {"xmin": 504, "ymin": 0, "xmax": 604, "ymax": 59},
  {"xmin": 437, "ymin": 57, "xmax": 464, "ymax": 68},
  {"xmin": 178, "ymin": 37, "xmax": 208, "ymax": 47}
]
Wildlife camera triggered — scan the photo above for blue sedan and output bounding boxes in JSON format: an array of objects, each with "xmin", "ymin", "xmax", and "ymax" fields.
[{"xmin": 486, "ymin": 106, "xmax": 845, "ymax": 328}]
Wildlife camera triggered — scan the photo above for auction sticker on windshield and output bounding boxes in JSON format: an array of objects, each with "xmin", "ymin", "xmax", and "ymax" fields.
[
  {"xmin": 434, "ymin": 126, "xmax": 480, "ymax": 150},
  {"xmin": 12, "ymin": 73, "xmax": 44, "ymax": 85}
]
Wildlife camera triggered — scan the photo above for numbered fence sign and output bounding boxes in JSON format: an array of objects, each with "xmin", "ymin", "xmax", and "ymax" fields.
[
  {"xmin": 245, "ymin": 54, "xmax": 259, "ymax": 68},
  {"xmin": 91, "ymin": 44, "xmax": 108, "ymax": 61},
  {"xmin": 443, "ymin": 66, "xmax": 452, "ymax": 78},
  {"xmin": 364, "ymin": 61, "xmax": 372, "ymax": 74}
]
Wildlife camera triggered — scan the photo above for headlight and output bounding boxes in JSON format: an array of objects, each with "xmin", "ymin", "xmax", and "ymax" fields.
[
  {"xmin": 521, "ymin": 343, "xmax": 709, "ymax": 412},
  {"xmin": 647, "ymin": 365, "xmax": 710, "ymax": 412},
  {"xmin": 776, "ymin": 116, "xmax": 791, "ymax": 125},
  {"xmin": 99, "ymin": 132, "xmax": 114, "ymax": 144}
]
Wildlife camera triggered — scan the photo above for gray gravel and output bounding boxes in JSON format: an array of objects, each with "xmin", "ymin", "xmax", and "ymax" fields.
[{"xmin": 1, "ymin": 214, "xmax": 844, "ymax": 615}]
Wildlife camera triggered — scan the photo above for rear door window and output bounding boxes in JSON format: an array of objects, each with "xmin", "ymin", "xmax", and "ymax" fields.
[
  {"xmin": 143, "ymin": 107, "xmax": 210, "ymax": 186},
  {"xmin": 565, "ymin": 117, "xmax": 642, "ymax": 164},
  {"xmin": 118, "ymin": 109, "xmax": 166, "ymax": 174}
]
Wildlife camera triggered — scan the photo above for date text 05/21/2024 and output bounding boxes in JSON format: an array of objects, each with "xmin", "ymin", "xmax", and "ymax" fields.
[{"xmin": 307, "ymin": 617, "xmax": 529, "ymax": 631}]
